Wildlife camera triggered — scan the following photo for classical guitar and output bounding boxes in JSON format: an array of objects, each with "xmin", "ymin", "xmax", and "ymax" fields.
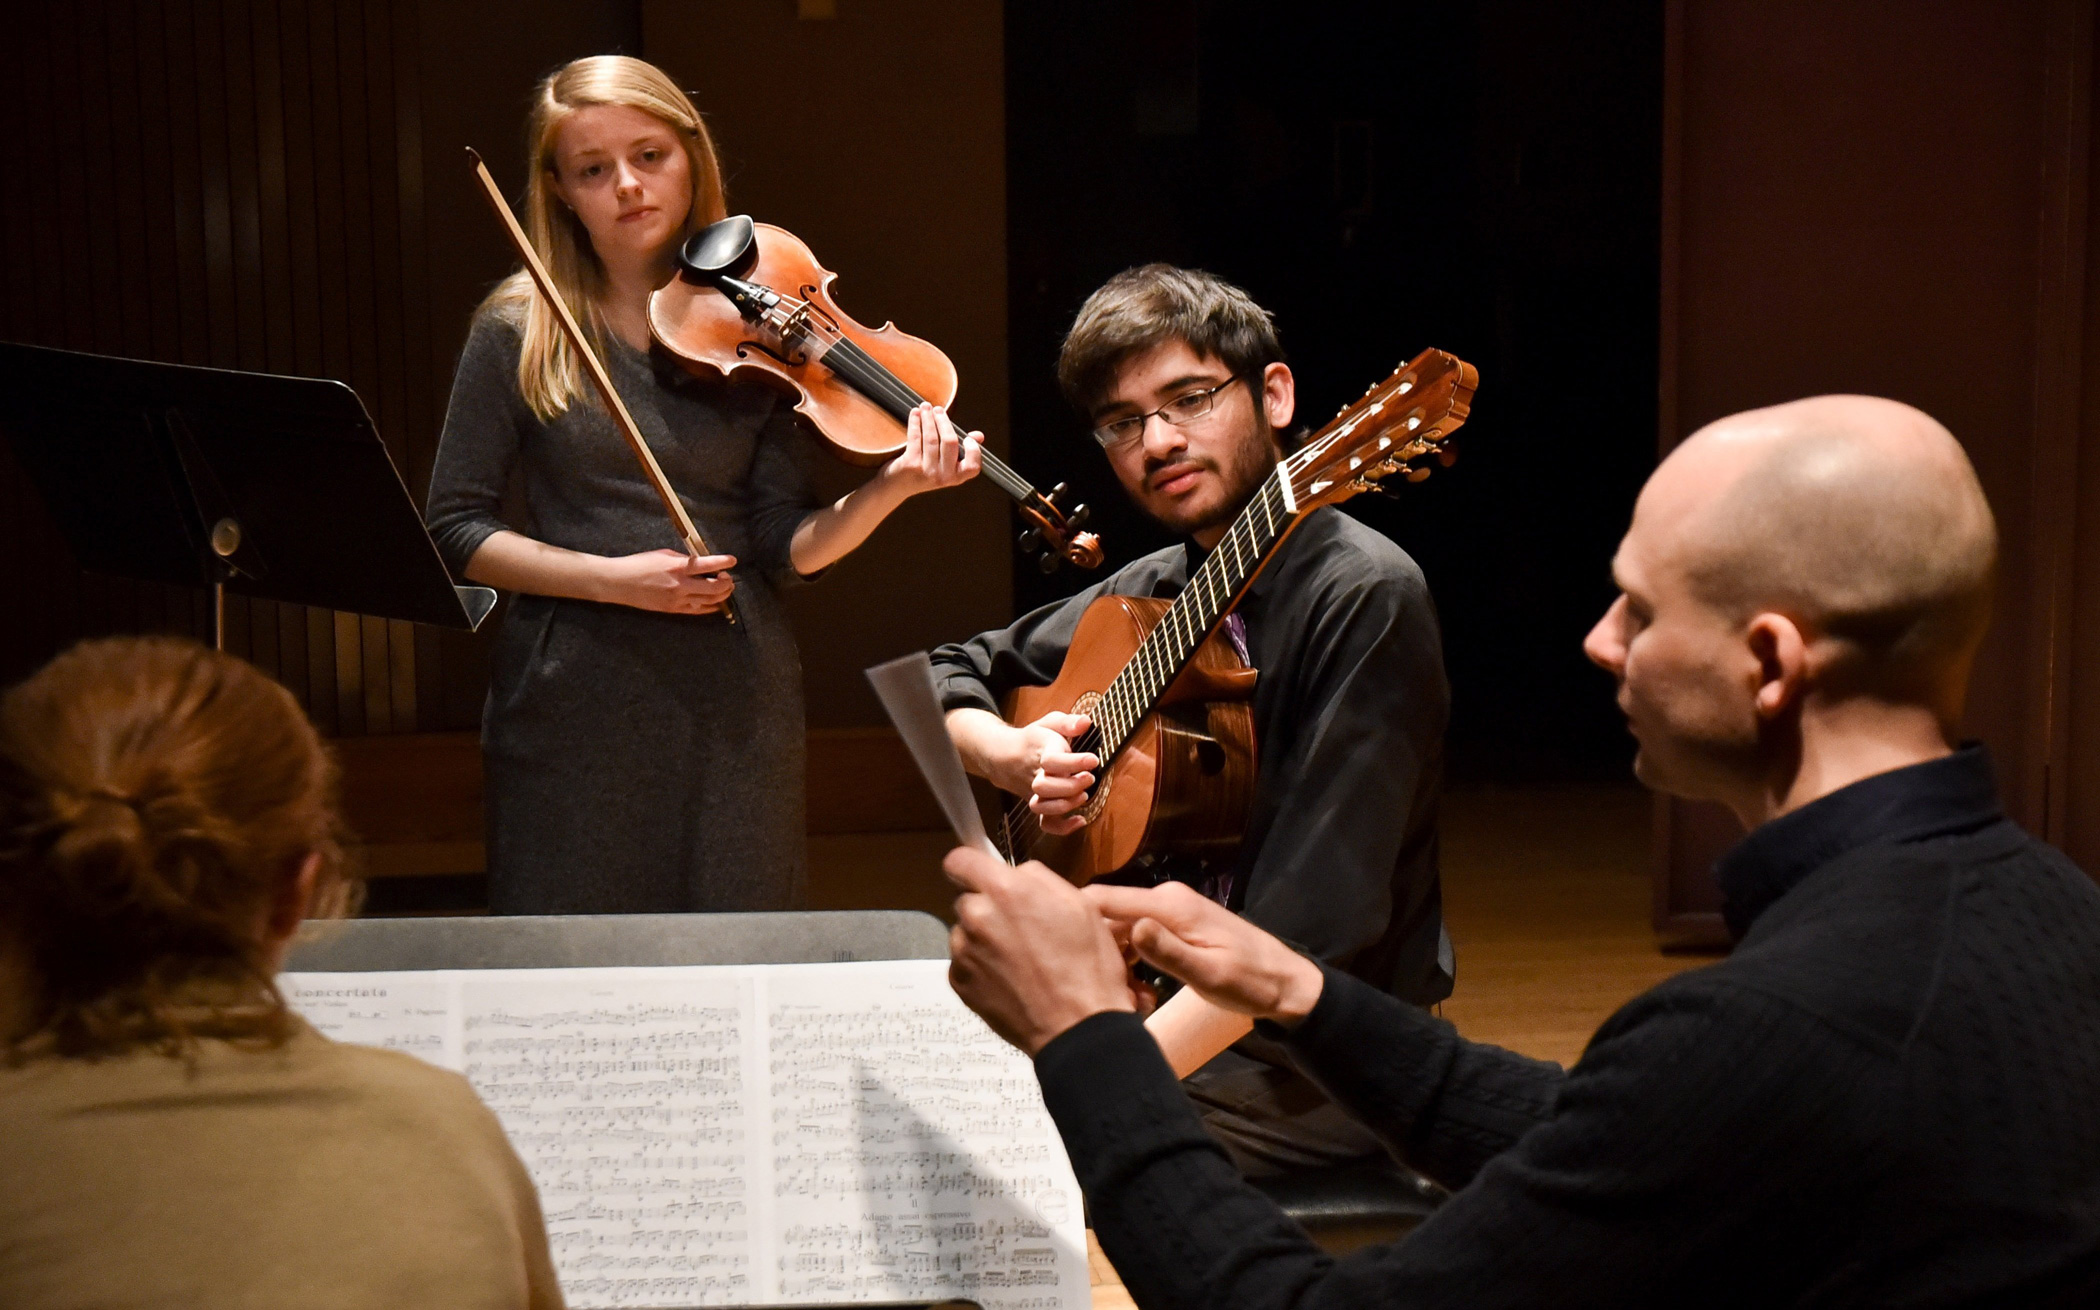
[{"xmin": 996, "ymin": 347, "xmax": 1477, "ymax": 883}]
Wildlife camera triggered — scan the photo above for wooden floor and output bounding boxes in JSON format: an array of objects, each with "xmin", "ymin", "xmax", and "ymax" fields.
[
  {"xmin": 809, "ymin": 783, "xmax": 1720, "ymax": 1307},
  {"xmin": 1435, "ymin": 783, "xmax": 1719, "ymax": 1065}
]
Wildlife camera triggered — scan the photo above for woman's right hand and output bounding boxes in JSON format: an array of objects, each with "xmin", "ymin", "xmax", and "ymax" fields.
[{"xmin": 594, "ymin": 549, "xmax": 739, "ymax": 615}]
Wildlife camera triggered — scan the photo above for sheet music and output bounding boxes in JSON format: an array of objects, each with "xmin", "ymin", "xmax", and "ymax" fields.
[
  {"xmin": 865, "ymin": 652, "xmax": 1004, "ymax": 861},
  {"xmin": 763, "ymin": 963, "xmax": 1082, "ymax": 1309},
  {"xmin": 286, "ymin": 960, "xmax": 1086, "ymax": 1310},
  {"xmin": 459, "ymin": 970, "xmax": 766, "ymax": 1307}
]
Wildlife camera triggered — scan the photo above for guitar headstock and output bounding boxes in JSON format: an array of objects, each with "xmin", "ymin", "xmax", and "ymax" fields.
[{"xmin": 1285, "ymin": 349, "xmax": 1477, "ymax": 510}]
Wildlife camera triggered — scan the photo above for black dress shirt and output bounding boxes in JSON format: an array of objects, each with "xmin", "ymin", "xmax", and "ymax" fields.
[
  {"xmin": 1035, "ymin": 746, "xmax": 2100, "ymax": 1306},
  {"xmin": 930, "ymin": 506, "xmax": 1454, "ymax": 1006}
]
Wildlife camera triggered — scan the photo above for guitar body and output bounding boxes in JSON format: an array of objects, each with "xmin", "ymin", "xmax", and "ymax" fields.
[{"xmin": 1001, "ymin": 595, "xmax": 1258, "ymax": 884}]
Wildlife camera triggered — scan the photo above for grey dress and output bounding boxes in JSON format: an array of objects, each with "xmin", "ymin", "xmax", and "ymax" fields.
[{"xmin": 426, "ymin": 311, "xmax": 820, "ymax": 913}]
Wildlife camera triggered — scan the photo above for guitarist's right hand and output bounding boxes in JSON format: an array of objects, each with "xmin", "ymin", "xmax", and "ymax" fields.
[
  {"xmin": 1016, "ymin": 712, "xmax": 1101, "ymax": 835},
  {"xmin": 947, "ymin": 708, "xmax": 1101, "ymax": 834}
]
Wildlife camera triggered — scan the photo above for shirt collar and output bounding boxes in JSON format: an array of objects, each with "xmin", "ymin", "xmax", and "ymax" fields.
[{"xmin": 1714, "ymin": 743, "xmax": 2003, "ymax": 940}]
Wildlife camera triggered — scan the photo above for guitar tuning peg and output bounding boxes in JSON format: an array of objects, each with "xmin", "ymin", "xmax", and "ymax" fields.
[
  {"xmin": 1438, "ymin": 446, "xmax": 1458, "ymax": 467},
  {"xmin": 1406, "ymin": 467, "xmax": 1433, "ymax": 482}
]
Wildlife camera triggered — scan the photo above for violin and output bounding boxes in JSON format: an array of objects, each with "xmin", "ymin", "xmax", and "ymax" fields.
[{"xmin": 648, "ymin": 217, "xmax": 1105, "ymax": 573}]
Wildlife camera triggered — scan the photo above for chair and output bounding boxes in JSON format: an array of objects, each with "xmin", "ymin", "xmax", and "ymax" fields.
[
  {"xmin": 1251, "ymin": 1162, "xmax": 1445, "ymax": 1255},
  {"xmin": 284, "ymin": 909, "xmax": 951, "ymax": 972}
]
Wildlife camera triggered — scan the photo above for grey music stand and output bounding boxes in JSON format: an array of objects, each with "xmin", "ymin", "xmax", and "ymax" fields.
[
  {"xmin": 0, "ymin": 341, "xmax": 495, "ymax": 646},
  {"xmin": 285, "ymin": 909, "xmax": 950, "ymax": 971}
]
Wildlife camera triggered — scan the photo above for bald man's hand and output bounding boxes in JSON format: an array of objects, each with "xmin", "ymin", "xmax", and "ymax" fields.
[
  {"xmin": 1084, "ymin": 882, "xmax": 1326, "ymax": 1026},
  {"xmin": 944, "ymin": 848, "xmax": 1139, "ymax": 1056}
]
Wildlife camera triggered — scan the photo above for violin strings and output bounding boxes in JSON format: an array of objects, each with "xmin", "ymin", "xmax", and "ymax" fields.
[{"xmin": 813, "ymin": 333, "xmax": 1041, "ymax": 502}]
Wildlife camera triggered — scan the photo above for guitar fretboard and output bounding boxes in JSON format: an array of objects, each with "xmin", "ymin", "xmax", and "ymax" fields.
[{"xmin": 1084, "ymin": 466, "xmax": 1299, "ymax": 762}]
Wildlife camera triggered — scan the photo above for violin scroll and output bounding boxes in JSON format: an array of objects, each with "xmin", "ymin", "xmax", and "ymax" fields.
[{"xmin": 1017, "ymin": 482, "xmax": 1104, "ymax": 573}]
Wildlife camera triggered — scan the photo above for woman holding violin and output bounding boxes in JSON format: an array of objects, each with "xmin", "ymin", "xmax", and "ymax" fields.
[{"xmin": 426, "ymin": 55, "xmax": 979, "ymax": 915}]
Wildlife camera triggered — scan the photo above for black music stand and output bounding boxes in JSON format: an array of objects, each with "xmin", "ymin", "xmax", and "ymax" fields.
[{"xmin": 0, "ymin": 342, "xmax": 494, "ymax": 646}]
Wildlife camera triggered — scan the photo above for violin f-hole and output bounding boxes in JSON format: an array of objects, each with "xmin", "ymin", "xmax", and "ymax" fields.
[{"xmin": 736, "ymin": 339, "xmax": 809, "ymax": 368}]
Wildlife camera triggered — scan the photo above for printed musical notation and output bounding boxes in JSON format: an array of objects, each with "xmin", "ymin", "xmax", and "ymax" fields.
[
  {"xmin": 763, "ymin": 965, "xmax": 1086, "ymax": 1310},
  {"xmin": 284, "ymin": 959, "xmax": 1087, "ymax": 1310},
  {"xmin": 461, "ymin": 972, "xmax": 759, "ymax": 1308}
]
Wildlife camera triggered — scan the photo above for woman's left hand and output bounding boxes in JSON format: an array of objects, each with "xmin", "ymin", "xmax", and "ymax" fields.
[{"xmin": 880, "ymin": 403, "xmax": 983, "ymax": 498}]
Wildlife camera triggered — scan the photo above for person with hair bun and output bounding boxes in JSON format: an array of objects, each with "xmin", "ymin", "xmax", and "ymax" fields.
[
  {"xmin": 427, "ymin": 54, "xmax": 979, "ymax": 915},
  {"xmin": 0, "ymin": 637, "xmax": 563, "ymax": 1309}
]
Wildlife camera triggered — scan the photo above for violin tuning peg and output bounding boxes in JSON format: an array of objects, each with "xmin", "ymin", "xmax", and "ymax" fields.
[
  {"xmin": 1018, "ymin": 526, "xmax": 1044, "ymax": 552},
  {"xmin": 1070, "ymin": 504, "xmax": 1092, "ymax": 530},
  {"xmin": 1048, "ymin": 481, "xmax": 1071, "ymax": 506},
  {"xmin": 1038, "ymin": 551, "xmax": 1061, "ymax": 574}
]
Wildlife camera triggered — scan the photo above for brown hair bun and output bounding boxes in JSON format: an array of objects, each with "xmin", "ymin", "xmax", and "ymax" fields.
[{"xmin": 0, "ymin": 637, "xmax": 355, "ymax": 1058}]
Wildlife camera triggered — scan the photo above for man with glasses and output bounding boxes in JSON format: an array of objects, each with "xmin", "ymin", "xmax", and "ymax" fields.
[{"xmin": 931, "ymin": 264, "xmax": 1451, "ymax": 1185}]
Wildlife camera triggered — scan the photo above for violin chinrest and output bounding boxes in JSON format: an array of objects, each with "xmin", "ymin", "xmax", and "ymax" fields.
[{"xmin": 679, "ymin": 214, "xmax": 759, "ymax": 281}]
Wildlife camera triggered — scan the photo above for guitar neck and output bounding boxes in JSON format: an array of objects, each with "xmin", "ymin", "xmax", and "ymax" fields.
[{"xmin": 1089, "ymin": 465, "xmax": 1300, "ymax": 759}]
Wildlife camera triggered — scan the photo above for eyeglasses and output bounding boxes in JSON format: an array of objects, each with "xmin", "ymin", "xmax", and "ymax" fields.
[{"xmin": 1091, "ymin": 376, "xmax": 1245, "ymax": 450}]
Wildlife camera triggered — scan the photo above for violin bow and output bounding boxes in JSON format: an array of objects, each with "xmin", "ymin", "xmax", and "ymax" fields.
[{"xmin": 466, "ymin": 147, "xmax": 740, "ymax": 627}]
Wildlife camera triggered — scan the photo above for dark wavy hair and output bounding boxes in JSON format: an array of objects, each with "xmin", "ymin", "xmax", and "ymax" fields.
[
  {"xmin": 1056, "ymin": 264, "xmax": 1286, "ymax": 418},
  {"xmin": 0, "ymin": 637, "xmax": 357, "ymax": 1059}
]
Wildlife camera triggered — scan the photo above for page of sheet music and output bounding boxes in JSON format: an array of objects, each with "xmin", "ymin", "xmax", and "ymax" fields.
[
  {"xmin": 285, "ymin": 959, "xmax": 1087, "ymax": 1310},
  {"xmin": 761, "ymin": 963, "xmax": 1083, "ymax": 1310},
  {"xmin": 459, "ymin": 969, "xmax": 766, "ymax": 1307}
]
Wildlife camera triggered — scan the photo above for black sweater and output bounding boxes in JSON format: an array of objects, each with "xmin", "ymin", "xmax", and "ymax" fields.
[{"xmin": 1035, "ymin": 747, "xmax": 2100, "ymax": 1306}]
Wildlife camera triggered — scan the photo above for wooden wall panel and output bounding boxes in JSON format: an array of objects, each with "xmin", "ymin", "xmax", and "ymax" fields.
[
  {"xmin": 1655, "ymin": 0, "xmax": 2100, "ymax": 944},
  {"xmin": 0, "ymin": 0, "xmax": 447, "ymax": 736}
]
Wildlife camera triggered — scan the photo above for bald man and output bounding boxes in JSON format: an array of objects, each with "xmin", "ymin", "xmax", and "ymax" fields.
[{"xmin": 945, "ymin": 396, "xmax": 2100, "ymax": 1307}]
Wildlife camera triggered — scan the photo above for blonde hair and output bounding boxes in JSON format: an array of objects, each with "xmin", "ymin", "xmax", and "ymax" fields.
[
  {"xmin": 480, "ymin": 55, "xmax": 728, "ymax": 420},
  {"xmin": 0, "ymin": 638, "xmax": 356, "ymax": 1059}
]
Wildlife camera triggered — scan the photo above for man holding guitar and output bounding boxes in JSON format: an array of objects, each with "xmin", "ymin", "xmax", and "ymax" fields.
[{"xmin": 932, "ymin": 265, "xmax": 1455, "ymax": 1181}]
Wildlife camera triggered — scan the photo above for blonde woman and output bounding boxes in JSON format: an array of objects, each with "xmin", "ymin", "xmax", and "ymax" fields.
[
  {"xmin": 0, "ymin": 638, "xmax": 562, "ymax": 1308},
  {"xmin": 427, "ymin": 56, "xmax": 977, "ymax": 914}
]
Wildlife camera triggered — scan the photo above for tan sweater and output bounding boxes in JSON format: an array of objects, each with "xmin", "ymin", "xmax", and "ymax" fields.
[{"xmin": 0, "ymin": 1019, "xmax": 564, "ymax": 1309}]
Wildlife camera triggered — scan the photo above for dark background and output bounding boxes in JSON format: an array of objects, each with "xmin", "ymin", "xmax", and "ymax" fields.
[
  {"xmin": 13, "ymin": 1, "xmax": 2100, "ymax": 927},
  {"xmin": 0, "ymin": 0, "xmax": 1663, "ymax": 784},
  {"xmin": 1004, "ymin": 0, "xmax": 1662, "ymax": 781}
]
